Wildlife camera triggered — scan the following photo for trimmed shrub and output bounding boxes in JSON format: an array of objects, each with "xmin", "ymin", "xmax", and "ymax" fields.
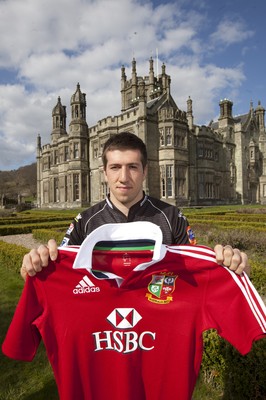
[
  {"xmin": 32, "ymin": 229, "xmax": 65, "ymax": 246},
  {"xmin": 0, "ymin": 241, "xmax": 28, "ymax": 274}
]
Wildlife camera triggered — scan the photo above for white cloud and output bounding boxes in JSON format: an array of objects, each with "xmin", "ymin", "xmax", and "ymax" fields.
[
  {"xmin": 0, "ymin": 0, "xmax": 258, "ymax": 170},
  {"xmin": 167, "ymin": 62, "xmax": 245, "ymax": 124},
  {"xmin": 209, "ymin": 18, "xmax": 254, "ymax": 48}
]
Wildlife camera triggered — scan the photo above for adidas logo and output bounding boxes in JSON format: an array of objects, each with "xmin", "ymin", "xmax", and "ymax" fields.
[{"xmin": 73, "ymin": 275, "xmax": 100, "ymax": 294}]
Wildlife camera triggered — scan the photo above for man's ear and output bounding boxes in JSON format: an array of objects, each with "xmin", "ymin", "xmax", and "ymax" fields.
[
  {"xmin": 103, "ymin": 169, "xmax": 108, "ymax": 182},
  {"xmin": 143, "ymin": 165, "xmax": 148, "ymax": 179}
]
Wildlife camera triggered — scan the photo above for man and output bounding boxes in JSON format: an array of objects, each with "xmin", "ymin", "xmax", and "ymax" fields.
[{"xmin": 21, "ymin": 132, "xmax": 249, "ymax": 280}]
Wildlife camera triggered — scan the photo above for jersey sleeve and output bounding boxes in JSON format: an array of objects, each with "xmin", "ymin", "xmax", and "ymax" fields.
[
  {"xmin": 204, "ymin": 267, "xmax": 266, "ymax": 355},
  {"xmin": 2, "ymin": 277, "xmax": 44, "ymax": 361}
]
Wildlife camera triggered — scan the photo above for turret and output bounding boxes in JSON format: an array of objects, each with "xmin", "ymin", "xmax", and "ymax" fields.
[
  {"xmin": 218, "ymin": 99, "xmax": 234, "ymax": 129},
  {"xmin": 131, "ymin": 58, "xmax": 137, "ymax": 100},
  {"xmin": 121, "ymin": 65, "xmax": 127, "ymax": 112},
  {"xmin": 186, "ymin": 96, "xmax": 194, "ymax": 130},
  {"xmin": 70, "ymin": 83, "xmax": 86, "ymax": 122},
  {"xmin": 51, "ymin": 96, "xmax": 67, "ymax": 142},
  {"xmin": 255, "ymin": 100, "xmax": 265, "ymax": 135},
  {"xmin": 69, "ymin": 83, "xmax": 88, "ymax": 137}
]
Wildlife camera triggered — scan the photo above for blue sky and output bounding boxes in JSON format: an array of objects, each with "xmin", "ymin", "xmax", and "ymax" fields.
[{"xmin": 0, "ymin": 0, "xmax": 265, "ymax": 170}]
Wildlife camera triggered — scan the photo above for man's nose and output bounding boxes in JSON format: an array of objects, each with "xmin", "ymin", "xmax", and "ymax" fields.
[{"xmin": 119, "ymin": 166, "xmax": 129, "ymax": 182}]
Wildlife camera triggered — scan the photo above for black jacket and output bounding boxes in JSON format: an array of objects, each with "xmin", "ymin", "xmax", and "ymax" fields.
[{"xmin": 61, "ymin": 194, "xmax": 193, "ymax": 246}]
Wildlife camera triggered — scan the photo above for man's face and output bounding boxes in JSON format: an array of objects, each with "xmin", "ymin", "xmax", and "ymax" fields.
[{"xmin": 104, "ymin": 149, "xmax": 147, "ymax": 210}]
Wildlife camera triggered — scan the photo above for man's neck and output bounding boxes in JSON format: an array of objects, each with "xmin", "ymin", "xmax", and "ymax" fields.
[{"xmin": 109, "ymin": 193, "xmax": 144, "ymax": 217}]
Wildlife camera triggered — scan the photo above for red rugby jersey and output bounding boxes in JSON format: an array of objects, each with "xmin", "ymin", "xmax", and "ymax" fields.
[{"xmin": 2, "ymin": 222, "xmax": 266, "ymax": 400}]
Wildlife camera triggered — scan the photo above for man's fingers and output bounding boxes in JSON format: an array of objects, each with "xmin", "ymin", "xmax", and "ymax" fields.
[
  {"xmin": 20, "ymin": 240, "xmax": 59, "ymax": 281},
  {"xmin": 233, "ymin": 251, "xmax": 250, "ymax": 276},
  {"xmin": 214, "ymin": 244, "xmax": 250, "ymax": 276},
  {"xmin": 47, "ymin": 239, "xmax": 59, "ymax": 261},
  {"xmin": 214, "ymin": 244, "xmax": 231, "ymax": 265}
]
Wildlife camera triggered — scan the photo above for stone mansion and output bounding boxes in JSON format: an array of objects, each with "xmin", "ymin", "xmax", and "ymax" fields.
[{"xmin": 36, "ymin": 58, "xmax": 266, "ymax": 208}]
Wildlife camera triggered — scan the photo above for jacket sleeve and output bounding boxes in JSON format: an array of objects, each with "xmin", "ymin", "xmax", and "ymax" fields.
[
  {"xmin": 173, "ymin": 210, "xmax": 196, "ymax": 245},
  {"xmin": 60, "ymin": 212, "xmax": 86, "ymax": 246}
]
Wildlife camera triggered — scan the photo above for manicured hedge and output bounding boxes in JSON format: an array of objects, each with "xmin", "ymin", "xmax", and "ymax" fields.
[
  {"xmin": 32, "ymin": 228, "xmax": 65, "ymax": 246},
  {"xmin": 0, "ymin": 241, "xmax": 29, "ymax": 274},
  {"xmin": 0, "ymin": 221, "xmax": 70, "ymax": 236}
]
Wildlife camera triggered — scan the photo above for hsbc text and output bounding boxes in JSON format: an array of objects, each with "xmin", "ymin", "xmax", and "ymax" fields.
[{"xmin": 92, "ymin": 330, "xmax": 156, "ymax": 353}]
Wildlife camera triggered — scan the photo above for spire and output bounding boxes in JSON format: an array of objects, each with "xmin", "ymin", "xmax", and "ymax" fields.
[
  {"xmin": 187, "ymin": 96, "xmax": 194, "ymax": 130},
  {"xmin": 131, "ymin": 58, "xmax": 137, "ymax": 99},
  {"xmin": 70, "ymin": 83, "xmax": 86, "ymax": 121},
  {"xmin": 51, "ymin": 96, "xmax": 67, "ymax": 138},
  {"xmin": 255, "ymin": 100, "xmax": 265, "ymax": 135}
]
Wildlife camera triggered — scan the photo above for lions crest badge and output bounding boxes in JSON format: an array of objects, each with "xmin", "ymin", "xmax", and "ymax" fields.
[{"xmin": 146, "ymin": 273, "xmax": 178, "ymax": 304}]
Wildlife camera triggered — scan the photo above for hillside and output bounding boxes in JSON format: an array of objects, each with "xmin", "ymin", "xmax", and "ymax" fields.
[{"xmin": 0, "ymin": 163, "xmax": 37, "ymax": 199}]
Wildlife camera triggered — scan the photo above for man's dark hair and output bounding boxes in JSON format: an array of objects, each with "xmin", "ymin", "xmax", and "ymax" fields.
[{"xmin": 102, "ymin": 132, "xmax": 148, "ymax": 170}]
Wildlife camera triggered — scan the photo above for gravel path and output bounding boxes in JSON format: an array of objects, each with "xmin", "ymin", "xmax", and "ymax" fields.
[{"xmin": 0, "ymin": 233, "xmax": 45, "ymax": 249}]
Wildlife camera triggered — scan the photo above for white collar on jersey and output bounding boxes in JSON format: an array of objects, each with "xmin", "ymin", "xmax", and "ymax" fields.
[{"xmin": 72, "ymin": 221, "xmax": 166, "ymax": 277}]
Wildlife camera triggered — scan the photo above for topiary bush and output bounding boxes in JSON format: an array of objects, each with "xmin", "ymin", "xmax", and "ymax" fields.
[
  {"xmin": 32, "ymin": 229, "xmax": 65, "ymax": 246},
  {"xmin": 0, "ymin": 241, "xmax": 28, "ymax": 274}
]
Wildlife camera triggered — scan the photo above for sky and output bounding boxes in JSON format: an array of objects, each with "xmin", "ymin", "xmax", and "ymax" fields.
[{"xmin": 0, "ymin": 0, "xmax": 265, "ymax": 171}]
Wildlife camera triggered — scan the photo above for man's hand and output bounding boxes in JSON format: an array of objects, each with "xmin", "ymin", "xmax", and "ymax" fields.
[
  {"xmin": 20, "ymin": 239, "xmax": 58, "ymax": 281},
  {"xmin": 214, "ymin": 244, "xmax": 250, "ymax": 276}
]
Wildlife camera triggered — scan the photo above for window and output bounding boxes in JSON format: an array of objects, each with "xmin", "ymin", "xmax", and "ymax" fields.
[
  {"xmin": 166, "ymin": 128, "xmax": 172, "ymax": 145},
  {"xmin": 65, "ymin": 146, "xmax": 69, "ymax": 161},
  {"xmin": 43, "ymin": 156, "xmax": 50, "ymax": 171},
  {"xmin": 166, "ymin": 165, "xmax": 173, "ymax": 197},
  {"xmin": 198, "ymin": 144, "xmax": 204, "ymax": 158},
  {"xmin": 54, "ymin": 178, "xmax": 59, "ymax": 202},
  {"xmin": 81, "ymin": 144, "xmax": 86, "ymax": 159},
  {"xmin": 160, "ymin": 129, "xmax": 165, "ymax": 146},
  {"xmin": 73, "ymin": 174, "xmax": 80, "ymax": 201},
  {"xmin": 59, "ymin": 149, "xmax": 64, "ymax": 163},
  {"xmin": 215, "ymin": 183, "xmax": 220, "ymax": 199},
  {"xmin": 160, "ymin": 166, "xmax": 166, "ymax": 197},
  {"xmin": 162, "ymin": 179, "xmax": 166, "ymax": 197},
  {"xmin": 65, "ymin": 176, "xmax": 68, "ymax": 202},
  {"xmin": 54, "ymin": 150, "xmax": 58, "ymax": 164},
  {"xmin": 174, "ymin": 130, "xmax": 178, "ymax": 147},
  {"xmin": 198, "ymin": 173, "xmax": 204, "ymax": 199},
  {"xmin": 206, "ymin": 183, "xmax": 214, "ymax": 198},
  {"xmin": 101, "ymin": 182, "xmax": 108, "ymax": 199},
  {"xmin": 74, "ymin": 143, "xmax": 79, "ymax": 159},
  {"xmin": 99, "ymin": 141, "xmax": 105, "ymax": 156},
  {"xmin": 44, "ymin": 181, "xmax": 49, "ymax": 203},
  {"xmin": 100, "ymin": 171, "xmax": 108, "ymax": 199},
  {"xmin": 176, "ymin": 167, "xmax": 186, "ymax": 197},
  {"xmin": 92, "ymin": 142, "xmax": 98, "ymax": 159}
]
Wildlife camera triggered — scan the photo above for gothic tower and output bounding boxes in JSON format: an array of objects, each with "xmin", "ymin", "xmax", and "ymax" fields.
[{"xmin": 51, "ymin": 96, "xmax": 67, "ymax": 144}]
